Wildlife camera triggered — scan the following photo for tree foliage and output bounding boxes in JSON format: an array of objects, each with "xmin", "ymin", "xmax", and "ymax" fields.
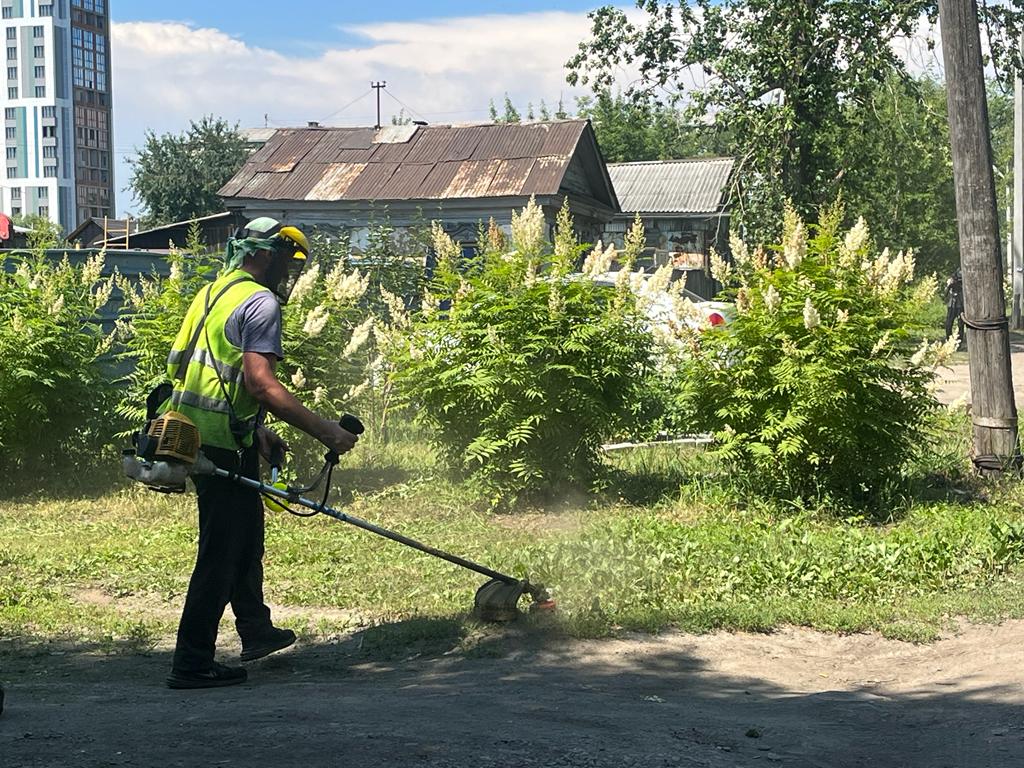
[
  {"xmin": 575, "ymin": 89, "xmax": 730, "ymax": 162},
  {"xmin": 127, "ymin": 116, "xmax": 248, "ymax": 227},
  {"xmin": 567, "ymin": 1, "xmax": 1023, "ymax": 242}
]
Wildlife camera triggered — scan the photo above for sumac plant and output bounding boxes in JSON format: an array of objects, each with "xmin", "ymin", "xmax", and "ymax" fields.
[
  {"xmin": 386, "ymin": 199, "xmax": 653, "ymax": 506},
  {"xmin": 673, "ymin": 204, "xmax": 952, "ymax": 499}
]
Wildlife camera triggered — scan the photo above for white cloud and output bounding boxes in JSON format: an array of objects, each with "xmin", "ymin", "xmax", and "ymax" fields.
[{"xmin": 110, "ymin": 11, "xmax": 602, "ymax": 216}]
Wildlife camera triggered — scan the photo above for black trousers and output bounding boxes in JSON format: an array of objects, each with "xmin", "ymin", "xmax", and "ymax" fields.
[{"xmin": 171, "ymin": 445, "xmax": 273, "ymax": 672}]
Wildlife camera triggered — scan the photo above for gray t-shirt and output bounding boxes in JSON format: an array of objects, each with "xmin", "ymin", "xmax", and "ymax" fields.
[{"xmin": 224, "ymin": 290, "xmax": 284, "ymax": 359}]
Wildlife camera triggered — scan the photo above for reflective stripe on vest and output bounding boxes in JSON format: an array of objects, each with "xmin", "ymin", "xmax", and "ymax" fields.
[{"xmin": 165, "ymin": 269, "xmax": 274, "ymax": 450}]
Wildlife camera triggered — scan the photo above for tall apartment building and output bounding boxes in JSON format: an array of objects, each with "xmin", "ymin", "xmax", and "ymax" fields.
[{"xmin": 0, "ymin": 0, "xmax": 112, "ymax": 235}]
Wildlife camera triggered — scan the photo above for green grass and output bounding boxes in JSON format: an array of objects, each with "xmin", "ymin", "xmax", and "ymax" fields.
[{"xmin": 3, "ymin": 428, "xmax": 1024, "ymax": 655}]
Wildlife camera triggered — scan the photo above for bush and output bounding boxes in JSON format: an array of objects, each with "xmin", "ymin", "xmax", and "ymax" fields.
[
  {"xmin": 385, "ymin": 199, "xmax": 654, "ymax": 506},
  {"xmin": 670, "ymin": 205, "xmax": 951, "ymax": 499},
  {"xmin": 0, "ymin": 252, "xmax": 116, "ymax": 469}
]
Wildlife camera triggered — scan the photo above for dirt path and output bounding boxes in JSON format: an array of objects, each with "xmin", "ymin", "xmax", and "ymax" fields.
[
  {"xmin": 934, "ymin": 337, "xmax": 1024, "ymax": 405},
  {"xmin": 3, "ymin": 618, "xmax": 1023, "ymax": 767}
]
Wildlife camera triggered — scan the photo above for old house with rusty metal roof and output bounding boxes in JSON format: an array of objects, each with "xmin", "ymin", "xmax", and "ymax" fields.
[
  {"xmin": 218, "ymin": 120, "xmax": 619, "ymax": 248},
  {"xmin": 604, "ymin": 158, "xmax": 735, "ymax": 298}
]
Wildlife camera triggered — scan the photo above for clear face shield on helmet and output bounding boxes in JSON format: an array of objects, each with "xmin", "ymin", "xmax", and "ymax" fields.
[{"xmin": 268, "ymin": 225, "xmax": 310, "ymax": 305}]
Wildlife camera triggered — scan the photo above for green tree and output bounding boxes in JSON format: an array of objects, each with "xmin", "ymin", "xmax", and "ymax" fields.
[
  {"xmin": 575, "ymin": 89, "xmax": 730, "ymax": 162},
  {"xmin": 502, "ymin": 93, "xmax": 521, "ymax": 123},
  {"xmin": 836, "ymin": 76, "xmax": 958, "ymax": 276},
  {"xmin": 128, "ymin": 116, "xmax": 248, "ymax": 227},
  {"xmin": 567, "ymin": 1, "xmax": 1024, "ymax": 240}
]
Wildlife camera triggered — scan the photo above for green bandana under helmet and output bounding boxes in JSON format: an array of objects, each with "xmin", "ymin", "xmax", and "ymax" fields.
[{"xmin": 222, "ymin": 216, "xmax": 286, "ymax": 274}]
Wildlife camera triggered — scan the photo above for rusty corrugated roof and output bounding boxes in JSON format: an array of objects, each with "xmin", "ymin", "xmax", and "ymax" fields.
[
  {"xmin": 607, "ymin": 158, "xmax": 735, "ymax": 214},
  {"xmin": 219, "ymin": 120, "xmax": 600, "ymax": 203}
]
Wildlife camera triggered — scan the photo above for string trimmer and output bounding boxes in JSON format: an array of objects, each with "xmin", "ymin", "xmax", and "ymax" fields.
[{"xmin": 123, "ymin": 410, "xmax": 554, "ymax": 621}]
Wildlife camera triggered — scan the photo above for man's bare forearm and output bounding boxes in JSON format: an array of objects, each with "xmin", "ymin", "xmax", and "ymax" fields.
[{"xmin": 250, "ymin": 377, "xmax": 328, "ymax": 443}]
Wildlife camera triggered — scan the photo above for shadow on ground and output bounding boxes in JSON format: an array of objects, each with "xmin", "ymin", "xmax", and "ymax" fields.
[{"xmin": 1, "ymin": 617, "xmax": 1021, "ymax": 768}]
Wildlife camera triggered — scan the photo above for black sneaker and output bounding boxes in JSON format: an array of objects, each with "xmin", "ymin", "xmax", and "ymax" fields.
[
  {"xmin": 166, "ymin": 662, "xmax": 247, "ymax": 690},
  {"xmin": 240, "ymin": 627, "xmax": 296, "ymax": 663}
]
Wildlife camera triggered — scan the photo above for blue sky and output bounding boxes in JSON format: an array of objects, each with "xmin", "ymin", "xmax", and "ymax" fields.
[{"xmin": 121, "ymin": 1, "xmax": 602, "ymax": 52}]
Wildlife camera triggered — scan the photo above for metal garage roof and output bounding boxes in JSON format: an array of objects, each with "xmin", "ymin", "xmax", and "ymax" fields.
[{"xmin": 607, "ymin": 158, "xmax": 734, "ymax": 215}]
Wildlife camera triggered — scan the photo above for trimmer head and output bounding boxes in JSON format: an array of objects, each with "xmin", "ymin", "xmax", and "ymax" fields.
[{"xmin": 474, "ymin": 578, "xmax": 556, "ymax": 622}]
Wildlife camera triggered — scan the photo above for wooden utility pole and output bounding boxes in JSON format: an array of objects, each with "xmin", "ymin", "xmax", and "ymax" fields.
[
  {"xmin": 939, "ymin": 0, "xmax": 1020, "ymax": 472},
  {"xmin": 1014, "ymin": 43, "xmax": 1024, "ymax": 329}
]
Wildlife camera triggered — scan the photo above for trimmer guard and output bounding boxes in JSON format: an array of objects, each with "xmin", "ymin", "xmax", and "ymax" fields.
[{"xmin": 474, "ymin": 578, "xmax": 554, "ymax": 622}]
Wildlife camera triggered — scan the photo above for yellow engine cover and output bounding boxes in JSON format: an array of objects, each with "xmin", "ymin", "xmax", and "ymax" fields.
[{"xmin": 148, "ymin": 411, "xmax": 201, "ymax": 464}]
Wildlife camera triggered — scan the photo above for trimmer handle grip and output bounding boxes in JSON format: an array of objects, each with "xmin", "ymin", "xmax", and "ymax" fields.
[
  {"xmin": 324, "ymin": 413, "xmax": 365, "ymax": 465},
  {"xmin": 268, "ymin": 444, "xmax": 287, "ymax": 468},
  {"xmin": 268, "ymin": 443, "xmax": 286, "ymax": 483}
]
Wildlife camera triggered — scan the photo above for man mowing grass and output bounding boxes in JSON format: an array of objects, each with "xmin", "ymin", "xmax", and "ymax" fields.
[{"xmin": 161, "ymin": 218, "xmax": 359, "ymax": 689}]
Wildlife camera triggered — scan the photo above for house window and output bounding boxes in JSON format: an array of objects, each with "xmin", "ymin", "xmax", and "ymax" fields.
[
  {"xmin": 38, "ymin": 204, "xmax": 48, "ymax": 216},
  {"xmin": 39, "ymin": 5, "xmax": 53, "ymax": 17},
  {"xmin": 43, "ymin": 166, "xmax": 56, "ymax": 178},
  {"xmin": 1, "ymin": 9, "xmax": 12, "ymax": 20},
  {"xmin": 5, "ymin": 147, "xmax": 14, "ymax": 159},
  {"xmin": 10, "ymin": 186, "xmax": 19, "ymax": 199},
  {"xmin": 5, "ymin": 28, "xmax": 15, "ymax": 41},
  {"xmin": 32, "ymin": 26, "xmax": 43, "ymax": 38},
  {"xmin": 34, "ymin": 66, "xmax": 44, "ymax": 79},
  {"xmin": 3, "ymin": 107, "xmax": 13, "ymax": 119},
  {"xmin": 5, "ymin": 166, "xmax": 16, "ymax": 178},
  {"xmin": 33, "ymin": 45, "xmax": 43, "ymax": 58},
  {"xmin": 42, "ymin": 125, "xmax": 55, "ymax": 137},
  {"xmin": 6, "ymin": 66, "xmax": 15, "ymax": 80},
  {"xmin": 5, "ymin": 126, "xmax": 14, "ymax": 139},
  {"xmin": 7, "ymin": 86, "xmax": 16, "ymax": 98},
  {"xmin": 41, "ymin": 106, "xmax": 54, "ymax": 118},
  {"xmin": 34, "ymin": 85, "xmax": 45, "ymax": 97},
  {"xmin": 6, "ymin": 46, "xmax": 14, "ymax": 60},
  {"xmin": 38, "ymin": 186, "xmax": 48, "ymax": 197},
  {"xmin": 42, "ymin": 145, "xmax": 56, "ymax": 158},
  {"xmin": 11, "ymin": 205, "xmax": 20, "ymax": 215}
]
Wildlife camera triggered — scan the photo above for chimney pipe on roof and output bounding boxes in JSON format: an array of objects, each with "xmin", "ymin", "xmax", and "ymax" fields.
[{"xmin": 307, "ymin": 121, "xmax": 320, "ymax": 128}]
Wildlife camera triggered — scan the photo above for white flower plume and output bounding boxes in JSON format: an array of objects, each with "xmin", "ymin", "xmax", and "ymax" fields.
[
  {"xmin": 289, "ymin": 262, "xmax": 320, "ymax": 304},
  {"xmin": 803, "ymin": 297, "xmax": 820, "ymax": 330},
  {"xmin": 302, "ymin": 305, "xmax": 330, "ymax": 337}
]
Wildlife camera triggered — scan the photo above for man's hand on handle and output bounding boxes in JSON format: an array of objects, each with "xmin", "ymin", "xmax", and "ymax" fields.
[
  {"xmin": 317, "ymin": 418, "xmax": 359, "ymax": 457},
  {"xmin": 255, "ymin": 425, "xmax": 289, "ymax": 465}
]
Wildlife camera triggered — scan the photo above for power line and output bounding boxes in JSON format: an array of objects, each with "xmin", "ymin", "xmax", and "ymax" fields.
[
  {"xmin": 382, "ymin": 88, "xmax": 429, "ymax": 123},
  {"xmin": 318, "ymin": 89, "xmax": 374, "ymax": 124}
]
